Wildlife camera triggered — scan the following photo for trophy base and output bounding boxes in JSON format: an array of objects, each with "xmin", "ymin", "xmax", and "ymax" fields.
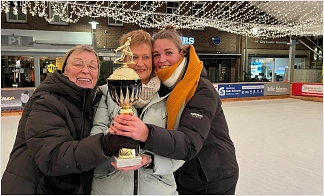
[{"xmin": 113, "ymin": 155, "xmax": 142, "ymax": 168}]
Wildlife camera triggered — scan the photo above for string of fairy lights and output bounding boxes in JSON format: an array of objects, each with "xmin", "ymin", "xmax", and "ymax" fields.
[{"xmin": 0, "ymin": 1, "xmax": 322, "ymax": 38}]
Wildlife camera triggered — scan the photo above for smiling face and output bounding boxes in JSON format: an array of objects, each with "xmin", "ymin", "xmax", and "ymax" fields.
[
  {"xmin": 63, "ymin": 50, "xmax": 99, "ymax": 89},
  {"xmin": 153, "ymin": 38, "xmax": 184, "ymax": 71},
  {"xmin": 126, "ymin": 43, "xmax": 153, "ymax": 84}
]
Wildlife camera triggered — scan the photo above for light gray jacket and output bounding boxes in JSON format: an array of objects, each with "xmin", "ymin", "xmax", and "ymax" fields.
[{"xmin": 91, "ymin": 84, "xmax": 184, "ymax": 195}]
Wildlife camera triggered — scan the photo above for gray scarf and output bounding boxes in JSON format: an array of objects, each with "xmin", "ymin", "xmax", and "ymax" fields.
[{"xmin": 133, "ymin": 74, "xmax": 161, "ymax": 109}]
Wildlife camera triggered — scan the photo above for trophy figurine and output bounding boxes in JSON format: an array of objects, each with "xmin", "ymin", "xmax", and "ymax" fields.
[{"xmin": 107, "ymin": 37, "xmax": 142, "ymax": 168}]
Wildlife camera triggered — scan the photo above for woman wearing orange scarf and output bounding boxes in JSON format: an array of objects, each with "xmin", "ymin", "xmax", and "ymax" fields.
[{"xmin": 111, "ymin": 25, "xmax": 239, "ymax": 195}]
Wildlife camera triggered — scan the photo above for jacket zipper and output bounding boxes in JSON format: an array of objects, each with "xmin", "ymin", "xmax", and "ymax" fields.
[
  {"xmin": 133, "ymin": 169, "xmax": 138, "ymax": 194},
  {"xmin": 197, "ymin": 156, "xmax": 208, "ymax": 194},
  {"xmin": 81, "ymin": 90, "xmax": 86, "ymax": 140}
]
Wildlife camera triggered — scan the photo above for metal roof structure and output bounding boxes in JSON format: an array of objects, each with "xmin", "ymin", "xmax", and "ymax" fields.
[
  {"xmin": 250, "ymin": 1, "xmax": 323, "ymax": 36},
  {"xmin": 1, "ymin": 1, "xmax": 322, "ymax": 38}
]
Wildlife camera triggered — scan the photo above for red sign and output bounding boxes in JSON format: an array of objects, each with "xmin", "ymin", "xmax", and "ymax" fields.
[{"xmin": 291, "ymin": 83, "xmax": 323, "ymax": 97}]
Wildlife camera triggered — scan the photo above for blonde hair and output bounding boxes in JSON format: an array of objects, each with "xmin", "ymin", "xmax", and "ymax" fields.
[
  {"xmin": 119, "ymin": 29, "xmax": 152, "ymax": 51},
  {"xmin": 62, "ymin": 44, "xmax": 100, "ymax": 74},
  {"xmin": 152, "ymin": 25, "xmax": 184, "ymax": 50}
]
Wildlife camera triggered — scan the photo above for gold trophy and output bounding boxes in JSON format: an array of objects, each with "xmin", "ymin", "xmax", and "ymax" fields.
[{"xmin": 107, "ymin": 37, "xmax": 142, "ymax": 168}]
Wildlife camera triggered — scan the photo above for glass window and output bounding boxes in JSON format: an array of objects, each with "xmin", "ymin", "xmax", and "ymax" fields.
[
  {"xmin": 203, "ymin": 60, "xmax": 231, "ymax": 83},
  {"xmin": 48, "ymin": 4, "xmax": 69, "ymax": 25},
  {"xmin": 313, "ymin": 46, "xmax": 323, "ymax": 68},
  {"xmin": 40, "ymin": 56, "xmax": 63, "ymax": 83},
  {"xmin": 166, "ymin": 1, "xmax": 179, "ymax": 23},
  {"xmin": 192, "ymin": 2, "xmax": 205, "ymax": 18},
  {"xmin": 6, "ymin": 2, "xmax": 27, "ymax": 23},
  {"xmin": 313, "ymin": 47, "xmax": 318, "ymax": 61},
  {"xmin": 1, "ymin": 56, "xmax": 66, "ymax": 88},
  {"xmin": 140, "ymin": 1, "xmax": 154, "ymax": 27},
  {"xmin": 192, "ymin": 2, "xmax": 205, "ymax": 30},
  {"xmin": 97, "ymin": 56, "xmax": 114, "ymax": 86},
  {"xmin": 249, "ymin": 57, "xmax": 273, "ymax": 82},
  {"xmin": 249, "ymin": 57, "xmax": 306, "ymax": 82},
  {"xmin": 140, "ymin": 1, "xmax": 153, "ymax": 12},
  {"xmin": 108, "ymin": 1, "xmax": 123, "ymax": 26},
  {"xmin": 319, "ymin": 50, "xmax": 323, "ymax": 62},
  {"xmin": 1, "ymin": 56, "xmax": 34, "ymax": 88},
  {"xmin": 166, "ymin": 2, "xmax": 179, "ymax": 14}
]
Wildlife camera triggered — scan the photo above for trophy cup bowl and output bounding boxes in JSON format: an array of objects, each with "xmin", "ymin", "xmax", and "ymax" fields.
[
  {"xmin": 106, "ymin": 37, "xmax": 142, "ymax": 168},
  {"xmin": 108, "ymin": 77, "xmax": 142, "ymax": 115}
]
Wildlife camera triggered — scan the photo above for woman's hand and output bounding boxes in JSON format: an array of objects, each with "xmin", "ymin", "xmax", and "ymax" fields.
[
  {"xmin": 109, "ymin": 114, "xmax": 149, "ymax": 142},
  {"xmin": 110, "ymin": 153, "xmax": 152, "ymax": 172}
]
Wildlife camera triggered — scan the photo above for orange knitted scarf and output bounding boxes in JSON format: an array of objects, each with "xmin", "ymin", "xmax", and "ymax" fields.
[{"xmin": 156, "ymin": 45, "xmax": 203, "ymax": 130}]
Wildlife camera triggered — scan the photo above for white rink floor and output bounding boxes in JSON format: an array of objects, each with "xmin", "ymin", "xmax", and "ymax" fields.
[{"xmin": 1, "ymin": 98, "xmax": 323, "ymax": 195}]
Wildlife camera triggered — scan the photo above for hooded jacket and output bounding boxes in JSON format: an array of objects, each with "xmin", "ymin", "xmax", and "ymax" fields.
[
  {"xmin": 1, "ymin": 71, "xmax": 106, "ymax": 194},
  {"xmin": 90, "ymin": 84, "xmax": 184, "ymax": 195},
  {"xmin": 143, "ymin": 46, "xmax": 239, "ymax": 194}
]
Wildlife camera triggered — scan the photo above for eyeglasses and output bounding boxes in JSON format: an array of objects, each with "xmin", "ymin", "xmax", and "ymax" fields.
[{"xmin": 67, "ymin": 59, "xmax": 98, "ymax": 72}]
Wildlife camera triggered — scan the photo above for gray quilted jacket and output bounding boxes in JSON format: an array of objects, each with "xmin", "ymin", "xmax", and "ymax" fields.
[{"xmin": 90, "ymin": 84, "xmax": 184, "ymax": 195}]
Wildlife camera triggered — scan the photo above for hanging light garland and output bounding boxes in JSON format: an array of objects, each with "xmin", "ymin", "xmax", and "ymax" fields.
[{"xmin": 0, "ymin": 1, "xmax": 322, "ymax": 38}]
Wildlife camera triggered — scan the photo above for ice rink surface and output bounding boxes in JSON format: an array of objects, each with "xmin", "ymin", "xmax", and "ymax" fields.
[{"xmin": 1, "ymin": 98, "xmax": 323, "ymax": 195}]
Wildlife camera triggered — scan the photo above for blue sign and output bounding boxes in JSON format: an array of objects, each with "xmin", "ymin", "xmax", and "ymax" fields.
[
  {"xmin": 217, "ymin": 84, "xmax": 264, "ymax": 98},
  {"xmin": 180, "ymin": 36, "xmax": 194, "ymax": 44},
  {"xmin": 212, "ymin": 36, "xmax": 221, "ymax": 45}
]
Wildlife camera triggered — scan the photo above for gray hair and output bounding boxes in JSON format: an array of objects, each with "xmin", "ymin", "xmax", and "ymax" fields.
[{"xmin": 61, "ymin": 44, "xmax": 100, "ymax": 74}]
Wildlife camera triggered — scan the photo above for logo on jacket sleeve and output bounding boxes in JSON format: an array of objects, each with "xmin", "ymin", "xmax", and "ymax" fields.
[{"xmin": 190, "ymin": 112, "xmax": 203, "ymax": 119}]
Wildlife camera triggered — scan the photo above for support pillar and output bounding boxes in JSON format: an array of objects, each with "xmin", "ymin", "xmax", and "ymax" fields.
[
  {"xmin": 34, "ymin": 56, "xmax": 41, "ymax": 87},
  {"xmin": 272, "ymin": 58, "xmax": 276, "ymax": 82},
  {"xmin": 287, "ymin": 36, "xmax": 296, "ymax": 82}
]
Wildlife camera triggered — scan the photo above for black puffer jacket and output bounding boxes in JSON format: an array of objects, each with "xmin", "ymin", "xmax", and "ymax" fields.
[
  {"xmin": 144, "ymin": 52, "xmax": 239, "ymax": 194},
  {"xmin": 1, "ymin": 71, "xmax": 106, "ymax": 194}
]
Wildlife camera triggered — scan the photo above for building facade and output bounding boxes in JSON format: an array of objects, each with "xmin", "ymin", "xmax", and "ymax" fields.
[
  {"xmin": 241, "ymin": 36, "xmax": 316, "ymax": 82},
  {"xmin": 1, "ymin": 2, "xmax": 320, "ymax": 89}
]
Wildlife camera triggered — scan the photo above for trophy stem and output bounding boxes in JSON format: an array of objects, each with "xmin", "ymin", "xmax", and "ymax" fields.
[
  {"xmin": 116, "ymin": 108, "xmax": 141, "ymax": 165},
  {"xmin": 120, "ymin": 106, "xmax": 134, "ymax": 115}
]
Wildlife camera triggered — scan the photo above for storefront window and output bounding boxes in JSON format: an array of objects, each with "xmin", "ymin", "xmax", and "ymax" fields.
[
  {"xmin": 40, "ymin": 56, "xmax": 58, "ymax": 83},
  {"xmin": 1, "ymin": 56, "xmax": 64, "ymax": 88},
  {"xmin": 249, "ymin": 57, "xmax": 305, "ymax": 82},
  {"xmin": 203, "ymin": 59, "xmax": 231, "ymax": 83},
  {"xmin": 1, "ymin": 56, "xmax": 34, "ymax": 88},
  {"xmin": 97, "ymin": 56, "xmax": 114, "ymax": 86}
]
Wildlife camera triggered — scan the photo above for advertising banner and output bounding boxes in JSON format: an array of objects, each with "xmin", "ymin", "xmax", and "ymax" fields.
[
  {"xmin": 291, "ymin": 83, "xmax": 323, "ymax": 97},
  {"xmin": 216, "ymin": 83, "xmax": 264, "ymax": 98},
  {"xmin": 264, "ymin": 82, "xmax": 290, "ymax": 95},
  {"xmin": 1, "ymin": 89, "xmax": 35, "ymax": 111}
]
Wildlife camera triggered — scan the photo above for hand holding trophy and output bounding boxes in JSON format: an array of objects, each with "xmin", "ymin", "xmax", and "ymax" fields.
[{"xmin": 107, "ymin": 37, "xmax": 142, "ymax": 168}]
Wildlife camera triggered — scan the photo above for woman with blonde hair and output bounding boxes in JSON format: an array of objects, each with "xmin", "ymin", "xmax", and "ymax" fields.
[
  {"xmin": 91, "ymin": 29, "xmax": 184, "ymax": 195},
  {"xmin": 111, "ymin": 25, "xmax": 239, "ymax": 195}
]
